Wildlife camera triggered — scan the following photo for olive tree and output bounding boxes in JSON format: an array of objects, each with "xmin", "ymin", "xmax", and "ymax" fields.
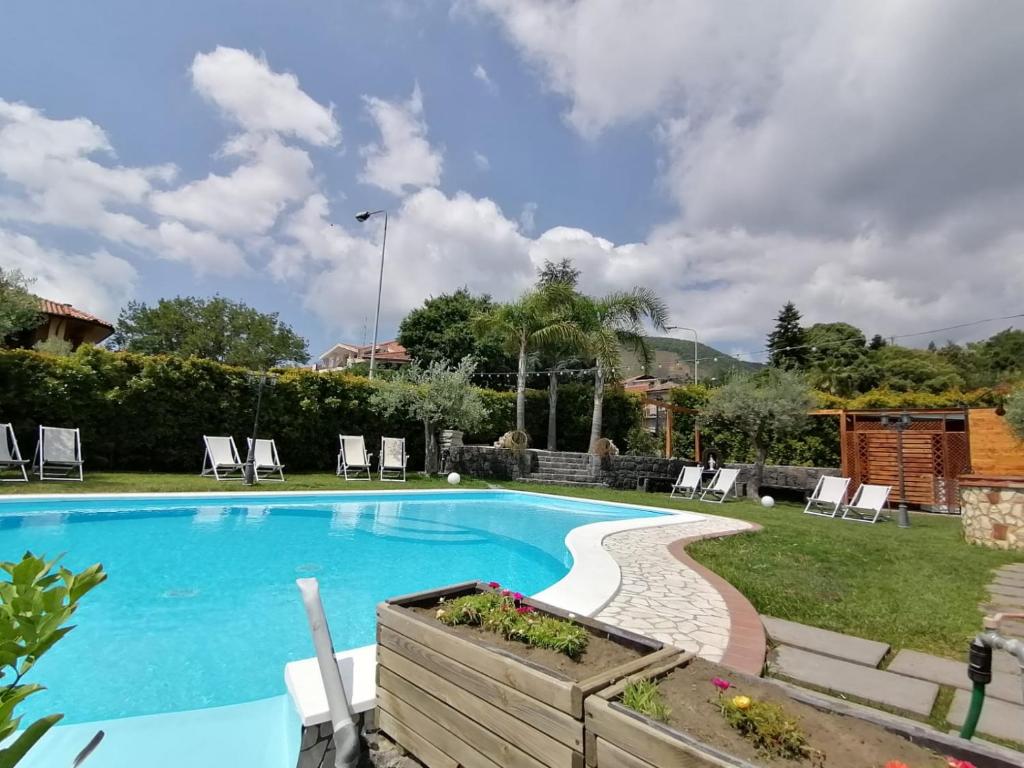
[
  {"xmin": 370, "ymin": 358, "xmax": 489, "ymax": 474},
  {"xmin": 700, "ymin": 368, "xmax": 815, "ymax": 496}
]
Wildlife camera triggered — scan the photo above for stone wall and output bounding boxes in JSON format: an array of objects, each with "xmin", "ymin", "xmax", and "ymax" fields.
[
  {"xmin": 595, "ymin": 455, "xmax": 693, "ymax": 490},
  {"xmin": 961, "ymin": 476, "xmax": 1024, "ymax": 550},
  {"xmin": 725, "ymin": 463, "xmax": 841, "ymax": 497},
  {"xmin": 448, "ymin": 445, "xmax": 529, "ymax": 480}
]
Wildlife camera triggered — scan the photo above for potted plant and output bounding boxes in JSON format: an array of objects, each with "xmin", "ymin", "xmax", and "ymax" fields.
[{"xmin": 376, "ymin": 581, "xmax": 682, "ymax": 768}]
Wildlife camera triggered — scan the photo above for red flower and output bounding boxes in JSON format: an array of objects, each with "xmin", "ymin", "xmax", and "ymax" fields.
[
  {"xmin": 885, "ymin": 762, "xmax": 909, "ymax": 768},
  {"xmin": 945, "ymin": 758, "xmax": 977, "ymax": 768},
  {"xmin": 516, "ymin": 606, "xmax": 531, "ymax": 614},
  {"xmin": 711, "ymin": 677, "xmax": 731, "ymax": 692},
  {"xmin": 487, "ymin": 581, "xmax": 500, "ymax": 589}
]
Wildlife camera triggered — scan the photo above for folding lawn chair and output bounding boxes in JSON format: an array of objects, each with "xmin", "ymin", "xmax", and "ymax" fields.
[
  {"xmin": 841, "ymin": 483, "xmax": 892, "ymax": 524},
  {"xmin": 379, "ymin": 437, "xmax": 408, "ymax": 482},
  {"xmin": 248, "ymin": 437, "xmax": 285, "ymax": 482},
  {"xmin": 803, "ymin": 475, "xmax": 852, "ymax": 518},
  {"xmin": 31, "ymin": 426, "xmax": 83, "ymax": 481},
  {"xmin": 337, "ymin": 435, "xmax": 372, "ymax": 480},
  {"xmin": 0, "ymin": 423, "xmax": 28, "ymax": 482},
  {"xmin": 201, "ymin": 435, "xmax": 245, "ymax": 480},
  {"xmin": 670, "ymin": 465, "xmax": 703, "ymax": 499},
  {"xmin": 699, "ymin": 467, "xmax": 740, "ymax": 503}
]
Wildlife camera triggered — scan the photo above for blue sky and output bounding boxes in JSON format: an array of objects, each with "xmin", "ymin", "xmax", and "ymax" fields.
[{"xmin": 2, "ymin": 1, "xmax": 1021, "ymax": 361}]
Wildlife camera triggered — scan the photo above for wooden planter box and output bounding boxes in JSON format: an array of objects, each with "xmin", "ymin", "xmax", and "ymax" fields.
[
  {"xmin": 586, "ymin": 653, "xmax": 1020, "ymax": 768},
  {"xmin": 376, "ymin": 581, "xmax": 682, "ymax": 768}
]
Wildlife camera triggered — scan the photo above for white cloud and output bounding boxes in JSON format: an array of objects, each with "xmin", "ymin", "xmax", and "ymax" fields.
[
  {"xmin": 151, "ymin": 136, "xmax": 315, "ymax": 236},
  {"xmin": 473, "ymin": 64, "xmax": 495, "ymax": 90},
  {"xmin": 0, "ymin": 227, "xmax": 136, "ymax": 321},
  {"xmin": 518, "ymin": 201, "xmax": 537, "ymax": 233},
  {"xmin": 472, "ymin": 151, "xmax": 490, "ymax": 171},
  {"xmin": 191, "ymin": 47, "xmax": 340, "ymax": 146},
  {"xmin": 359, "ymin": 85, "xmax": 443, "ymax": 194},
  {"xmin": 150, "ymin": 220, "xmax": 248, "ymax": 275}
]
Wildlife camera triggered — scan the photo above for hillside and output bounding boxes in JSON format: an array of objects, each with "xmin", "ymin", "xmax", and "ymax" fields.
[{"xmin": 619, "ymin": 336, "xmax": 762, "ymax": 382}]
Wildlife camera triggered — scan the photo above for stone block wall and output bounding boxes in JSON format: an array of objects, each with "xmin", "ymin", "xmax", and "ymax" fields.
[
  {"xmin": 725, "ymin": 463, "xmax": 840, "ymax": 496},
  {"xmin": 961, "ymin": 477, "xmax": 1024, "ymax": 550},
  {"xmin": 448, "ymin": 445, "xmax": 529, "ymax": 480},
  {"xmin": 595, "ymin": 455, "xmax": 693, "ymax": 490}
]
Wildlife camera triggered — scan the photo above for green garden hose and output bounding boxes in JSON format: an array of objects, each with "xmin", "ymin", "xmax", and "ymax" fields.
[{"xmin": 958, "ymin": 681, "xmax": 986, "ymax": 740}]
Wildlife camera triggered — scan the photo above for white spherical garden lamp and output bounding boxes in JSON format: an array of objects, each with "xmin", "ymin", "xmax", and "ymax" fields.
[
  {"xmin": 760, "ymin": 495, "xmax": 775, "ymax": 508},
  {"xmin": 447, "ymin": 472, "xmax": 462, "ymax": 486}
]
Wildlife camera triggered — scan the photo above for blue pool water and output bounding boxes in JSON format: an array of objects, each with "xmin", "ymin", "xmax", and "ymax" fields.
[{"xmin": 0, "ymin": 490, "xmax": 659, "ymax": 726}]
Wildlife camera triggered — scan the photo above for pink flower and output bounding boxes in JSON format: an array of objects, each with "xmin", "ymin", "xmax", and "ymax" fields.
[
  {"xmin": 501, "ymin": 589, "xmax": 512, "ymax": 597},
  {"xmin": 945, "ymin": 759, "xmax": 977, "ymax": 768},
  {"xmin": 487, "ymin": 581, "xmax": 500, "ymax": 589},
  {"xmin": 711, "ymin": 677, "xmax": 731, "ymax": 692},
  {"xmin": 516, "ymin": 606, "xmax": 531, "ymax": 614},
  {"xmin": 513, "ymin": 592, "xmax": 524, "ymax": 601}
]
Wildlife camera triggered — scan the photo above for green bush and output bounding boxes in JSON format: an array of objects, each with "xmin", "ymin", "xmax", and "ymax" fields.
[{"xmin": 0, "ymin": 348, "xmax": 641, "ymax": 472}]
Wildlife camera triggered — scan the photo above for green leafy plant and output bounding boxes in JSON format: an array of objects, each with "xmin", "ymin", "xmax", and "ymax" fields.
[
  {"xmin": 0, "ymin": 553, "xmax": 107, "ymax": 767},
  {"xmin": 435, "ymin": 586, "xmax": 589, "ymax": 659},
  {"xmin": 621, "ymin": 678, "xmax": 670, "ymax": 722},
  {"xmin": 1005, "ymin": 387, "xmax": 1024, "ymax": 441},
  {"xmin": 719, "ymin": 693, "xmax": 813, "ymax": 761}
]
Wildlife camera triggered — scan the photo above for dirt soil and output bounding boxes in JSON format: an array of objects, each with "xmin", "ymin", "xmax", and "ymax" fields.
[
  {"xmin": 409, "ymin": 602, "xmax": 644, "ymax": 681},
  {"xmin": 632, "ymin": 658, "xmax": 948, "ymax": 767}
]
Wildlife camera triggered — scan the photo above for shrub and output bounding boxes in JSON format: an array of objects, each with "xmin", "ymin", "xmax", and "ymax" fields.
[
  {"xmin": 621, "ymin": 679, "xmax": 670, "ymax": 722},
  {"xmin": 1006, "ymin": 388, "xmax": 1024, "ymax": 441}
]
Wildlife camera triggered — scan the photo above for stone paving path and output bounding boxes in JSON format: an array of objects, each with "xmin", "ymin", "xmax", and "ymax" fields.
[{"xmin": 594, "ymin": 515, "xmax": 757, "ymax": 665}]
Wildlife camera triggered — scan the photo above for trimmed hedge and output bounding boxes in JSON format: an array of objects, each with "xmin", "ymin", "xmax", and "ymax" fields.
[{"xmin": 0, "ymin": 348, "xmax": 641, "ymax": 472}]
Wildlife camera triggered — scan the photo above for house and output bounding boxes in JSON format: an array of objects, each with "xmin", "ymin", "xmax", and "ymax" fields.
[
  {"xmin": 15, "ymin": 298, "xmax": 114, "ymax": 350},
  {"xmin": 316, "ymin": 340, "xmax": 412, "ymax": 371},
  {"xmin": 623, "ymin": 375, "xmax": 683, "ymax": 432}
]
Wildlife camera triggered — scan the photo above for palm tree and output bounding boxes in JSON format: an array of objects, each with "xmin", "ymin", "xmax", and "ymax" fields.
[
  {"xmin": 577, "ymin": 288, "xmax": 669, "ymax": 452},
  {"xmin": 473, "ymin": 283, "xmax": 581, "ymax": 436}
]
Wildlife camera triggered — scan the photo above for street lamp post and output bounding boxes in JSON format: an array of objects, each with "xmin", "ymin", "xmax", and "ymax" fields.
[
  {"xmin": 355, "ymin": 209, "xmax": 388, "ymax": 380},
  {"xmin": 881, "ymin": 412, "xmax": 913, "ymax": 528},
  {"xmin": 243, "ymin": 372, "xmax": 275, "ymax": 486},
  {"xmin": 667, "ymin": 325, "xmax": 699, "ymax": 383}
]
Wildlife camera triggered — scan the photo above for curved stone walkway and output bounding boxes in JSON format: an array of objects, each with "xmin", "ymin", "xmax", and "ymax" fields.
[{"xmin": 593, "ymin": 515, "xmax": 767, "ymax": 675}]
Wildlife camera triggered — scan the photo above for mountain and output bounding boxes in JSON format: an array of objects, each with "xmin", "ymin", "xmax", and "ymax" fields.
[{"xmin": 618, "ymin": 336, "xmax": 762, "ymax": 382}]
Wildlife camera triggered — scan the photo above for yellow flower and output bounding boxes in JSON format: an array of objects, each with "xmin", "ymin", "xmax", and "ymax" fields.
[
  {"xmin": 731, "ymin": 695, "xmax": 752, "ymax": 710},
  {"xmin": 435, "ymin": 608, "xmax": 446, "ymax": 619}
]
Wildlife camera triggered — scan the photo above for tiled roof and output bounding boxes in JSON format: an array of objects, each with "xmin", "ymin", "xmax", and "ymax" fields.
[{"xmin": 39, "ymin": 299, "xmax": 113, "ymax": 329}]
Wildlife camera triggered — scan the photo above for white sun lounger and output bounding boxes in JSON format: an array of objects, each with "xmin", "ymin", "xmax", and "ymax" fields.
[
  {"xmin": 670, "ymin": 465, "xmax": 703, "ymax": 499},
  {"xmin": 0, "ymin": 423, "xmax": 29, "ymax": 482},
  {"xmin": 699, "ymin": 467, "xmax": 740, "ymax": 503},
  {"xmin": 201, "ymin": 435, "xmax": 245, "ymax": 481},
  {"xmin": 379, "ymin": 437, "xmax": 407, "ymax": 482},
  {"xmin": 248, "ymin": 437, "xmax": 285, "ymax": 482},
  {"xmin": 841, "ymin": 483, "xmax": 892, "ymax": 524},
  {"xmin": 338, "ymin": 435, "xmax": 372, "ymax": 481},
  {"xmin": 803, "ymin": 475, "xmax": 852, "ymax": 518},
  {"xmin": 31, "ymin": 426, "xmax": 84, "ymax": 481}
]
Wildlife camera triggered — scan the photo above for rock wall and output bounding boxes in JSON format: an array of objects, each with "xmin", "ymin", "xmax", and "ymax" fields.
[
  {"xmin": 595, "ymin": 455, "xmax": 693, "ymax": 490},
  {"xmin": 448, "ymin": 445, "xmax": 530, "ymax": 480},
  {"xmin": 725, "ymin": 463, "xmax": 841, "ymax": 497},
  {"xmin": 961, "ymin": 477, "xmax": 1024, "ymax": 550}
]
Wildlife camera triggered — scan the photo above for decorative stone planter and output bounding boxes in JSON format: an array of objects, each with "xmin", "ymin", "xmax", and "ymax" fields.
[
  {"xmin": 376, "ymin": 581, "xmax": 681, "ymax": 768},
  {"xmin": 586, "ymin": 653, "xmax": 1017, "ymax": 768},
  {"xmin": 961, "ymin": 475, "xmax": 1024, "ymax": 549}
]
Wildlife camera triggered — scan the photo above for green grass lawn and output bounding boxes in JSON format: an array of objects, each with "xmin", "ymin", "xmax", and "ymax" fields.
[{"xmin": 4, "ymin": 472, "xmax": 1019, "ymax": 659}]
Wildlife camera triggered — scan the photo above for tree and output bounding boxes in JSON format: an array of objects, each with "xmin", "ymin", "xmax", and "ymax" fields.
[
  {"xmin": 536, "ymin": 258, "xmax": 581, "ymax": 288},
  {"xmin": 766, "ymin": 302, "xmax": 807, "ymax": 369},
  {"xmin": 1005, "ymin": 387, "xmax": 1024, "ymax": 441},
  {"xmin": 370, "ymin": 358, "xmax": 489, "ymax": 474},
  {"xmin": 868, "ymin": 334, "xmax": 887, "ymax": 351},
  {"xmin": 700, "ymin": 368, "xmax": 815, "ymax": 496},
  {"xmin": 576, "ymin": 288, "xmax": 669, "ymax": 452},
  {"xmin": 113, "ymin": 296, "xmax": 309, "ymax": 369},
  {"xmin": 871, "ymin": 345, "xmax": 964, "ymax": 392},
  {"xmin": 804, "ymin": 322, "xmax": 876, "ymax": 396},
  {"xmin": 0, "ymin": 268, "xmax": 42, "ymax": 345},
  {"xmin": 397, "ymin": 289, "xmax": 511, "ymax": 370},
  {"xmin": 1, "ymin": 553, "xmax": 106, "ymax": 767},
  {"xmin": 473, "ymin": 284, "xmax": 581, "ymax": 436},
  {"xmin": 974, "ymin": 329, "xmax": 1024, "ymax": 385}
]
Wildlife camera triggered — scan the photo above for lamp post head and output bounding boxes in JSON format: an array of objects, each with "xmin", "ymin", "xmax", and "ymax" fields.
[{"xmin": 355, "ymin": 211, "xmax": 372, "ymax": 222}]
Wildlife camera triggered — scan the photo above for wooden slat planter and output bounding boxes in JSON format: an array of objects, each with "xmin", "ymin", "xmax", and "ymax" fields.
[
  {"xmin": 376, "ymin": 581, "xmax": 682, "ymax": 768},
  {"xmin": 586, "ymin": 653, "xmax": 1020, "ymax": 768}
]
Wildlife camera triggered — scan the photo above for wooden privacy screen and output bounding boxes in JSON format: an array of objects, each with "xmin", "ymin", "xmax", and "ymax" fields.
[
  {"xmin": 968, "ymin": 408, "xmax": 1024, "ymax": 476},
  {"xmin": 839, "ymin": 410, "xmax": 971, "ymax": 511}
]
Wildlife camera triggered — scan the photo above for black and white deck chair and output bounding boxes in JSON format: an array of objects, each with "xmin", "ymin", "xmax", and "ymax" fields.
[
  {"xmin": 841, "ymin": 483, "xmax": 892, "ymax": 524},
  {"xmin": 803, "ymin": 475, "xmax": 852, "ymax": 518},
  {"xmin": 699, "ymin": 467, "xmax": 740, "ymax": 503},
  {"xmin": 0, "ymin": 423, "xmax": 29, "ymax": 482},
  {"xmin": 31, "ymin": 426, "xmax": 83, "ymax": 481},
  {"xmin": 201, "ymin": 435, "xmax": 244, "ymax": 480},
  {"xmin": 337, "ymin": 435, "xmax": 372, "ymax": 480},
  {"xmin": 379, "ymin": 437, "xmax": 408, "ymax": 482},
  {"xmin": 670, "ymin": 465, "xmax": 703, "ymax": 499},
  {"xmin": 248, "ymin": 437, "xmax": 285, "ymax": 482}
]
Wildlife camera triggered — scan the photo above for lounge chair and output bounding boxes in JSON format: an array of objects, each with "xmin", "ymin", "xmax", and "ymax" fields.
[
  {"xmin": 379, "ymin": 437, "xmax": 407, "ymax": 482},
  {"xmin": 0, "ymin": 423, "xmax": 28, "ymax": 482},
  {"xmin": 841, "ymin": 483, "xmax": 892, "ymax": 524},
  {"xmin": 248, "ymin": 437, "xmax": 285, "ymax": 482},
  {"xmin": 803, "ymin": 475, "xmax": 852, "ymax": 518},
  {"xmin": 699, "ymin": 467, "xmax": 740, "ymax": 503},
  {"xmin": 337, "ymin": 435, "xmax": 372, "ymax": 480},
  {"xmin": 201, "ymin": 435, "xmax": 244, "ymax": 481},
  {"xmin": 670, "ymin": 465, "xmax": 703, "ymax": 499},
  {"xmin": 31, "ymin": 426, "xmax": 83, "ymax": 481}
]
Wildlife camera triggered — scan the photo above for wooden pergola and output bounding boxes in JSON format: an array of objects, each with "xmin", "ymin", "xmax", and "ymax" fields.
[{"xmin": 642, "ymin": 398, "xmax": 701, "ymax": 461}]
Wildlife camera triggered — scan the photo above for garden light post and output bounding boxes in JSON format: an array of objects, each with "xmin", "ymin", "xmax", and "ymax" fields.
[
  {"xmin": 355, "ymin": 209, "xmax": 388, "ymax": 380},
  {"xmin": 243, "ymin": 372, "xmax": 275, "ymax": 486},
  {"xmin": 881, "ymin": 412, "xmax": 913, "ymax": 528},
  {"xmin": 667, "ymin": 325, "xmax": 699, "ymax": 383}
]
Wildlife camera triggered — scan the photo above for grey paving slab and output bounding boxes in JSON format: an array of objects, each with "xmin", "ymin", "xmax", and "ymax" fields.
[
  {"xmin": 772, "ymin": 645, "xmax": 939, "ymax": 716},
  {"xmin": 993, "ymin": 571, "xmax": 1024, "ymax": 588},
  {"xmin": 762, "ymin": 616, "xmax": 889, "ymax": 667},
  {"xmin": 1000, "ymin": 564, "xmax": 1024, "ymax": 574},
  {"xmin": 988, "ymin": 583, "xmax": 1024, "ymax": 601},
  {"xmin": 993, "ymin": 652, "xmax": 1024, "ymax": 676},
  {"xmin": 887, "ymin": 650, "xmax": 1023, "ymax": 704},
  {"xmin": 948, "ymin": 688, "xmax": 1024, "ymax": 743}
]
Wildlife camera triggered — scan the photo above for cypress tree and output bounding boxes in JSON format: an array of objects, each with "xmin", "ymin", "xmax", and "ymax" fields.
[{"xmin": 767, "ymin": 301, "xmax": 807, "ymax": 368}]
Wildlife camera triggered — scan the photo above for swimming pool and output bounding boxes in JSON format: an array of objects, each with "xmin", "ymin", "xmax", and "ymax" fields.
[{"xmin": 0, "ymin": 490, "xmax": 663, "ymax": 727}]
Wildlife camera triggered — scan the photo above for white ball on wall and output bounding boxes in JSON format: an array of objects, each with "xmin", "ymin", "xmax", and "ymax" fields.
[
  {"xmin": 447, "ymin": 472, "xmax": 462, "ymax": 486},
  {"xmin": 760, "ymin": 495, "xmax": 775, "ymax": 508}
]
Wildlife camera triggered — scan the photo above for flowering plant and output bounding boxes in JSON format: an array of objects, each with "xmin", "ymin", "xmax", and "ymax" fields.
[{"xmin": 711, "ymin": 677, "xmax": 813, "ymax": 760}]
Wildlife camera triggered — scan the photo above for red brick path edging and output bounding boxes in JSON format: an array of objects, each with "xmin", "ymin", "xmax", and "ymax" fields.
[{"xmin": 667, "ymin": 525, "xmax": 767, "ymax": 676}]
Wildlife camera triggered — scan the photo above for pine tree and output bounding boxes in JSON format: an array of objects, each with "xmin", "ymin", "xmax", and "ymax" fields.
[
  {"xmin": 766, "ymin": 301, "xmax": 807, "ymax": 368},
  {"xmin": 868, "ymin": 334, "xmax": 887, "ymax": 351}
]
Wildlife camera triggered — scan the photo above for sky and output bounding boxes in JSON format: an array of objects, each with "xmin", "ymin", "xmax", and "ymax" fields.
[{"xmin": 1, "ymin": 0, "xmax": 1022, "ymax": 362}]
